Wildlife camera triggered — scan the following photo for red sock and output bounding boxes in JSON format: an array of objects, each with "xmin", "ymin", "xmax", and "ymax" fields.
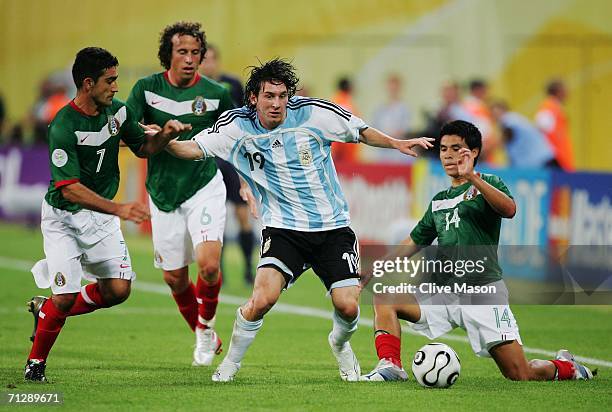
[
  {"xmin": 551, "ymin": 359, "xmax": 575, "ymax": 380},
  {"xmin": 67, "ymin": 283, "xmax": 107, "ymax": 316},
  {"xmin": 375, "ymin": 333, "xmax": 402, "ymax": 368},
  {"xmin": 172, "ymin": 281, "xmax": 198, "ymax": 331},
  {"xmin": 28, "ymin": 299, "xmax": 68, "ymax": 361},
  {"xmin": 196, "ymin": 272, "xmax": 222, "ymax": 328}
]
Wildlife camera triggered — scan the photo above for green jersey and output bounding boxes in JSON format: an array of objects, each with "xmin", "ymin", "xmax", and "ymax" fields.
[
  {"xmin": 45, "ymin": 100, "xmax": 145, "ymax": 212},
  {"xmin": 127, "ymin": 72, "xmax": 234, "ymax": 212},
  {"xmin": 410, "ymin": 173, "xmax": 513, "ymax": 286}
]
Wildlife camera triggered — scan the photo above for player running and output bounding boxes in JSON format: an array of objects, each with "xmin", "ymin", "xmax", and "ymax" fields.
[
  {"xmin": 359, "ymin": 120, "xmax": 596, "ymax": 382},
  {"xmin": 127, "ymin": 22, "xmax": 248, "ymax": 366},
  {"xmin": 165, "ymin": 58, "xmax": 434, "ymax": 382},
  {"xmin": 25, "ymin": 47, "xmax": 190, "ymax": 382}
]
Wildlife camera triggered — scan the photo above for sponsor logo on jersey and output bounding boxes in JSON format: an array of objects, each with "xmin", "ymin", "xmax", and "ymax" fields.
[
  {"xmin": 192, "ymin": 96, "xmax": 207, "ymax": 116},
  {"xmin": 298, "ymin": 143, "xmax": 313, "ymax": 166},
  {"xmin": 51, "ymin": 149, "xmax": 68, "ymax": 167},
  {"xmin": 271, "ymin": 139, "xmax": 283, "ymax": 149},
  {"xmin": 108, "ymin": 115, "xmax": 120, "ymax": 136},
  {"xmin": 80, "ymin": 134, "xmax": 90, "ymax": 143},
  {"xmin": 54, "ymin": 272, "xmax": 66, "ymax": 287},
  {"xmin": 262, "ymin": 237, "xmax": 271, "ymax": 254}
]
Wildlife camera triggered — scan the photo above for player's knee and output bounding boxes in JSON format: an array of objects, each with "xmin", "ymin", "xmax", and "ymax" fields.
[
  {"xmin": 197, "ymin": 260, "xmax": 220, "ymax": 282},
  {"xmin": 163, "ymin": 271, "xmax": 188, "ymax": 292},
  {"xmin": 102, "ymin": 282, "xmax": 131, "ymax": 306},
  {"xmin": 52, "ymin": 293, "xmax": 78, "ymax": 312},
  {"xmin": 334, "ymin": 299, "xmax": 359, "ymax": 321}
]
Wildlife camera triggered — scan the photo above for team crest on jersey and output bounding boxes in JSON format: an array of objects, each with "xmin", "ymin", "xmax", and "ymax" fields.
[
  {"xmin": 107, "ymin": 115, "xmax": 120, "ymax": 136},
  {"xmin": 298, "ymin": 143, "xmax": 313, "ymax": 166},
  {"xmin": 192, "ymin": 96, "xmax": 207, "ymax": 116},
  {"xmin": 262, "ymin": 237, "xmax": 271, "ymax": 255},
  {"xmin": 154, "ymin": 250, "xmax": 163, "ymax": 264},
  {"xmin": 463, "ymin": 186, "xmax": 479, "ymax": 201},
  {"xmin": 54, "ymin": 272, "xmax": 66, "ymax": 287}
]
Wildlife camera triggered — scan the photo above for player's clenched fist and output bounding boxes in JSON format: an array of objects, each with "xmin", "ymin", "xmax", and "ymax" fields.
[
  {"xmin": 117, "ymin": 202, "xmax": 151, "ymax": 223},
  {"xmin": 161, "ymin": 119, "xmax": 192, "ymax": 139}
]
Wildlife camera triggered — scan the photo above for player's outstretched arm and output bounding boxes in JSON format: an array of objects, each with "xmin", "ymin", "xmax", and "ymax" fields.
[
  {"xmin": 359, "ymin": 127, "xmax": 434, "ymax": 156},
  {"xmin": 165, "ymin": 139, "xmax": 205, "ymax": 160},
  {"xmin": 137, "ymin": 119, "xmax": 192, "ymax": 157},
  {"xmin": 457, "ymin": 148, "xmax": 516, "ymax": 218},
  {"xmin": 61, "ymin": 182, "xmax": 150, "ymax": 223}
]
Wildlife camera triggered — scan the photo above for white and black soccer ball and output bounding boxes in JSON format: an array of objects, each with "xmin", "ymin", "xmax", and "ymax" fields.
[{"xmin": 411, "ymin": 343, "xmax": 461, "ymax": 388}]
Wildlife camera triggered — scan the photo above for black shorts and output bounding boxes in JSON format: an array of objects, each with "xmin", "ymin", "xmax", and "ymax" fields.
[
  {"xmin": 215, "ymin": 157, "xmax": 246, "ymax": 205},
  {"xmin": 258, "ymin": 226, "xmax": 360, "ymax": 291}
]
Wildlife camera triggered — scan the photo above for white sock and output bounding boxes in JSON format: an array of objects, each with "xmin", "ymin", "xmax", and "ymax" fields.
[
  {"xmin": 330, "ymin": 308, "xmax": 359, "ymax": 348},
  {"xmin": 225, "ymin": 307, "xmax": 263, "ymax": 364}
]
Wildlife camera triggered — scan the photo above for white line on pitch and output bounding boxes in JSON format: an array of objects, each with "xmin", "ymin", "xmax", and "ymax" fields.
[{"xmin": 2, "ymin": 255, "xmax": 611, "ymax": 368}]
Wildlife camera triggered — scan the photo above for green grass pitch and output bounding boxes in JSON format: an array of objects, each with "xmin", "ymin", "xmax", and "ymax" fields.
[{"xmin": 0, "ymin": 222, "xmax": 610, "ymax": 411}]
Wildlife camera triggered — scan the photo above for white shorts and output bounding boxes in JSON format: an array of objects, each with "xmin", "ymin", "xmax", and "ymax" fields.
[
  {"xmin": 149, "ymin": 171, "xmax": 226, "ymax": 271},
  {"xmin": 411, "ymin": 280, "xmax": 522, "ymax": 357},
  {"xmin": 31, "ymin": 200, "xmax": 135, "ymax": 294}
]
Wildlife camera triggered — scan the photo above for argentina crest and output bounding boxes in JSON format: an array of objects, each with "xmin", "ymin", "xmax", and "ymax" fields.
[
  {"xmin": 298, "ymin": 143, "xmax": 313, "ymax": 166},
  {"xmin": 107, "ymin": 115, "xmax": 120, "ymax": 136},
  {"xmin": 192, "ymin": 96, "xmax": 206, "ymax": 116}
]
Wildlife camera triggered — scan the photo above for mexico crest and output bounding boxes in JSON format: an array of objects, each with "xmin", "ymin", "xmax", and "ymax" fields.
[
  {"xmin": 54, "ymin": 272, "xmax": 66, "ymax": 287},
  {"xmin": 107, "ymin": 115, "xmax": 120, "ymax": 136},
  {"xmin": 463, "ymin": 186, "xmax": 479, "ymax": 201},
  {"xmin": 192, "ymin": 96, "xmax": 206, "ymax": 116},
  {"xmin": 298, "ymin": 143, "xmax": 313, "ymax": 167}
]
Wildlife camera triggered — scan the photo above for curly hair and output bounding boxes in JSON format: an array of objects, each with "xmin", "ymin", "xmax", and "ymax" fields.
[
  {"xmin": 438, "ymin": 120, "xmax": 482, "ymax": 166},
  {"xmin": 158, "ymin": 21, "xmax": 206, "ymax": 70},
  {"xmin": 244, "ymin": 58, "xmax": 299, "ymax": 108},
  {"xmin": 72, "ymin": 47, "xmax": 118, "ymax": 89}
]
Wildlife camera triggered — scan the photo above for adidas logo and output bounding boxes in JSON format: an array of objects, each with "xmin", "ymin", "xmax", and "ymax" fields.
[{"xmin": 271, "ymin": 139, "xmax": 283, "ymax": 149}]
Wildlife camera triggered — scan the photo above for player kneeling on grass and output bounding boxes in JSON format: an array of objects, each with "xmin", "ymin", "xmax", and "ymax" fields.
[
  {"xmin": 360, "ymin": 120, "xmax": 595, "ymax": 383},
  {"xmin": 25, "ymin": 47, "xmax": 191, "ymax": 382},
  {"xmin": 165, "ymin": 58, "xmax": 434, "ymax": 382}
]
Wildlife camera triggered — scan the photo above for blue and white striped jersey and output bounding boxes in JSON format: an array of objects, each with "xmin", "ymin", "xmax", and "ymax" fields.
[{"xmin": 192, "ymin": 96, "xmax": 367, "ymax": 231}]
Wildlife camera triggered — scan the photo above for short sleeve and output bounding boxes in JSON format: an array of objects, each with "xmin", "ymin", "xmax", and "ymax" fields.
[
  {"xmin": 302, "ymin": 97, "xmax": 367, "ymax": 143},
  {"xmin": 48, "ymin": 123, "xmax": 80, "ymax": 188},
  {"xmin": 192, "ymin": 110, "xmax": 242, "ymax": 160},
  {"xmin": 483, "ymin": 174, "xmax": 513, "ymax": 199},
  {"xmin": 126, "ymin": 79, "xmax": 146, "ymax": 122},
  {"xmin": 120, "ymin": 104, "xmax": 146, "ymax": 155},
  {"xmin": 410, "ymin": 202, "xmax": 438, "ymax": 246}
]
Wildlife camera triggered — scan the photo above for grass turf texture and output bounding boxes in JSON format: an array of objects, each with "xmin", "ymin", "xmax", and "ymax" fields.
[{"xmin": 0, "ymin": 222, "xmax": 610, "ymax": 411}]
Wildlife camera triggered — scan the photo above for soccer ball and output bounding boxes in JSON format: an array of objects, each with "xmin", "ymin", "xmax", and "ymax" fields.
[{"xmin": 411, "ymin": 343, "xmax": 461, "ymax": 388}]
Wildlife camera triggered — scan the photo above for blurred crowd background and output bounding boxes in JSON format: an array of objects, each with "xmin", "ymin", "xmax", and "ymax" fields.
[{"xmin": 0, "ymin": 0, "xmax": 610, "ymax": 250}]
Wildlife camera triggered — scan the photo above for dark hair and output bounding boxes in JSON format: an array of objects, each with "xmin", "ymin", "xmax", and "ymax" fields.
[
  {"xmin": 438, "ymin": 120, "xmax": 482, "ymax": 166},
  {"xmin": 158, "ymin": 21, "xmax": 206, "ymax": 70},
  {"xmin": 72, "ymin": 47, "xmax": 118, "ymax": 89},
  {"xmin": 244, "ymin": 58, "xmax": 299, "ymax": 108},
  {"xmin": 546, "ymin": 78, "xmax": 564, "ymax": 97},
  {"xmin": 338, "ymin": 77, "xmax": 352, "ymax": 92},
  {"xmin": 469, "ymin": 78, "xmax": 487, "ymax": 92}
]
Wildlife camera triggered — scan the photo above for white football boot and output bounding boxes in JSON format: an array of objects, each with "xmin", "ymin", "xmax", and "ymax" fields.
[
  {"xmin": 192, "ymin": 318, "xmax": 222, "ymax": 366},
  {"xmin": 360, "ymin": 358, "xmax": 408, "ymax": 382},
  {"xmin": 328, "ymin": 332, "xmax": 361, "ymax": 381},
  {"xmin": 212, "ymin": 359, "xmax": 241, "ymax": 382}
]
